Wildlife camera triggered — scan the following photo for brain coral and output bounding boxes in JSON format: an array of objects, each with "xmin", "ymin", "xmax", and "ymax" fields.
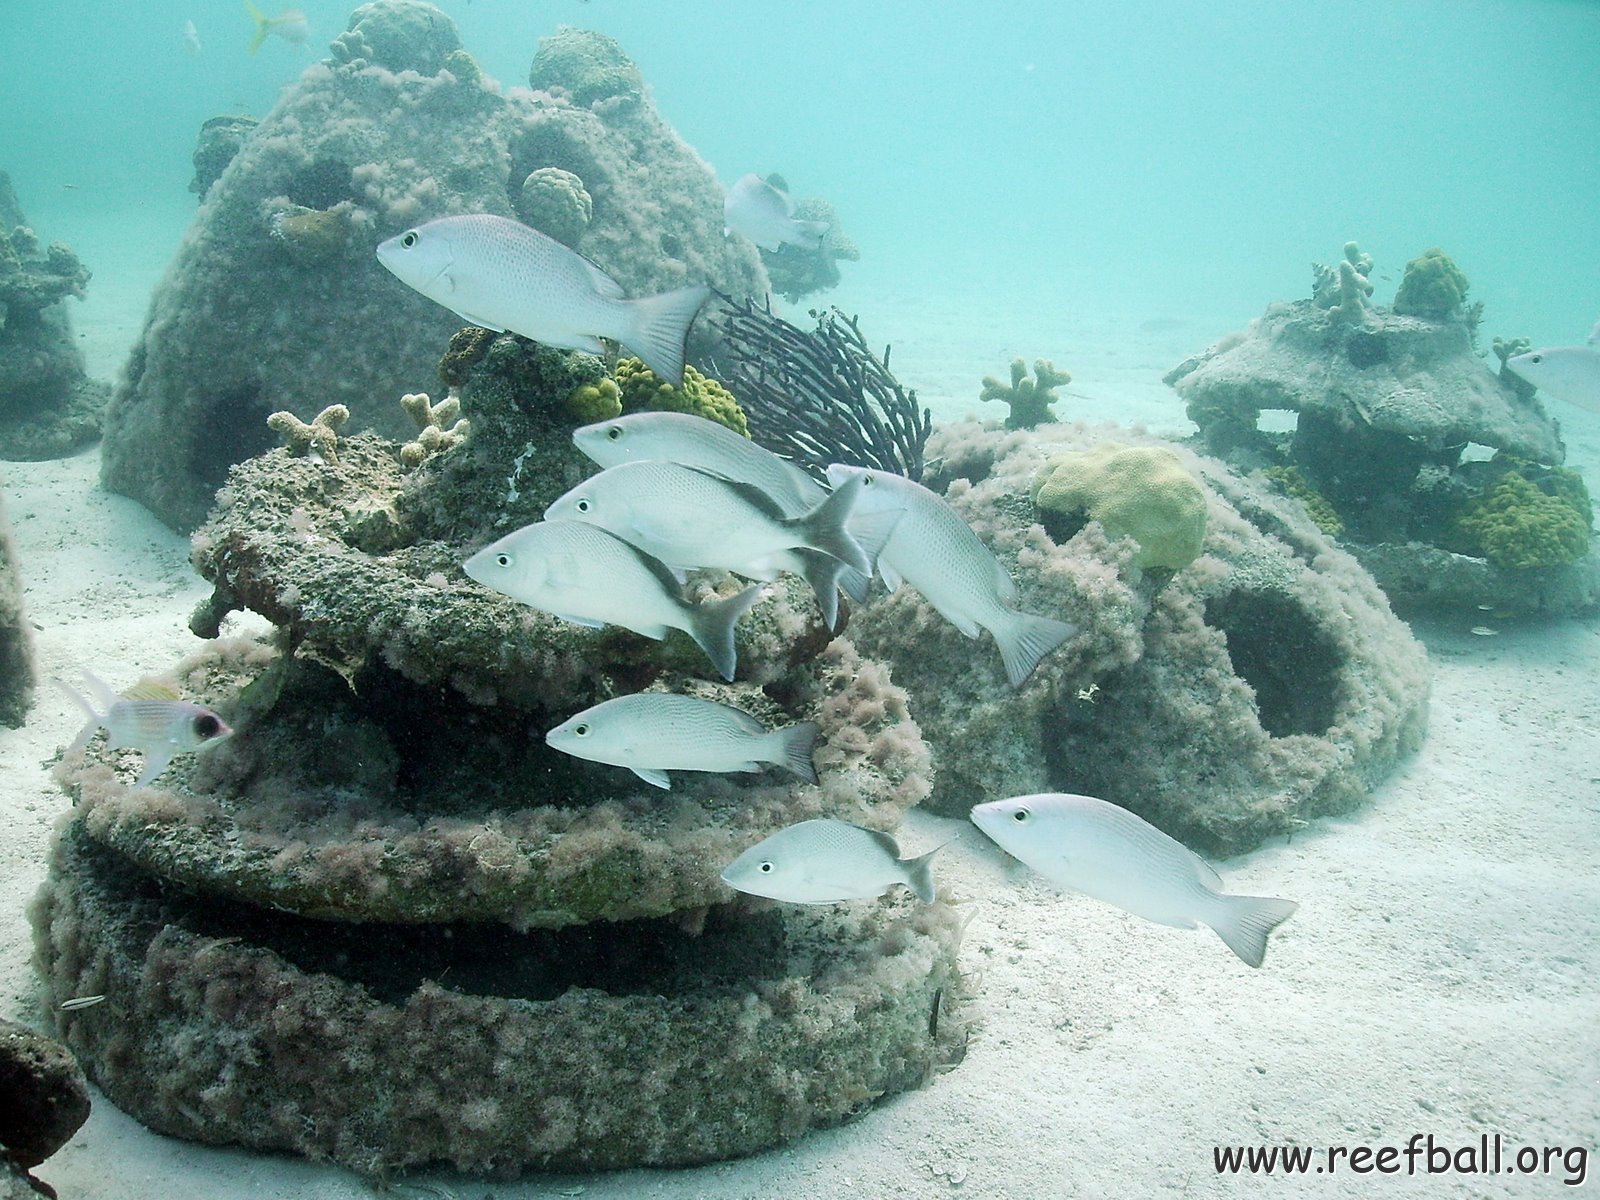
[
  {"xmin": 1032, "ymin": 442, "xmax": 1208, "ymax": 571},
  {"xmin": 614, "ymin": 357, "xmax": 748, "ymax": 436},
  {"xmin": 515, "ymin": 167, "xmax": 592, "ymax": 248}
]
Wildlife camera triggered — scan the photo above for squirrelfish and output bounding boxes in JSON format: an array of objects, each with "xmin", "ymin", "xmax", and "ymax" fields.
[
  {"xmin": 723, "ymin": 174, "xmax": 829, "ymax": 253},
  {"xmin": 970, "ymin": 792, "xmax": 1298, "ymax": 967},
  {"xmin": 376, "ymin": 214, "xmax": 709, "ymax": 387},
  {"xmin": 245, "ymin": 1, "xmax": 307, "ymax": 53},
  {"xmin": 721, "ymin": 818, "xmax": 939, "ymax": 904},
  {"xmin": 545, "ymin": 693, "xmax": 819, "ymax": 789},
  {"xmin": 57, "ymin": 672, "xmax": 232, "ymax": 787},
  {"xmin": 462, "ymin": 520, "xmax": 760, "ymax": 681},
  {"xmin": 1507, "ymin": 343, "xmax": 1600, "ymax": 414},
  {"xmin": 825, "ymin": 465, "xmax": 1075, "ymax": 687}
]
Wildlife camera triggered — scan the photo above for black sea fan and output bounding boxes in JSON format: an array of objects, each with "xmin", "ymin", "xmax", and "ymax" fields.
[{"xmin": 711, "ymin": 295, "xmax": 932, "ymax": 482}]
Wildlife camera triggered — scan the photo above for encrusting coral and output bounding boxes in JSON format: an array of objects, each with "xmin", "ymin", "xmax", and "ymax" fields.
[
  {"xmin": 614, "ymin": 356, "xmax": 748, "ymax": 435},
  {"xmin": 1451, "ymin": 466, "xmax": 1593, "ymax": 570},
  {"xmin": 1032, "ymin": 442, "xmax": 1209, "ymax": 572},
  {"xmin": 980, "ymin": 358, "xmax": 1072, "ymax": 430},
  {"xmin": 0, "ymin": 489, "xmax": 34, "ymax": 728},
  {"xmin": 266, "ymin": 403, "xmax": 350, "ymax": 464}
]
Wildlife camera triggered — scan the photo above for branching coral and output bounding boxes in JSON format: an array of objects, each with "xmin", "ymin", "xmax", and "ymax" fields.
[
  {"xmin": 398, "ymin": 391, "xmax": 470, "ymax": 468},
  {"xmin": 1311, "ymin": 241, "xmax": 1373, "ymax": 325},
  {"xmin": 980, "ymin": 358, "xmax": 1071, "ymax": 430},
  {"xmin": 712, "ymin": 295, "xmax": 931, "ymax": 481},
  {"xmin": 1493, "ymin": 336, "xmax": 1538, "ymax": 401},
  {"xmin": 267, "ymin": 405, "xmax": 350, "ymax": 464},
  {"xmin": 1032, "ymin": 442, "xmax": 1209, "ymax": 572},
  {"xmin": 613, "ymin": 357, "xmax": 747, "ymax": 435}
]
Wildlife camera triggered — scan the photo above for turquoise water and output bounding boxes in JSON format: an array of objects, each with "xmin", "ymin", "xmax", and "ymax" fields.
[{"xmin": 4, "ymin": 0, "xmax": 1598, "ymax": 339}]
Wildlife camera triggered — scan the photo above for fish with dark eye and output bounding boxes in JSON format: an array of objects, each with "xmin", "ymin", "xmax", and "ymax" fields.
[
  {"xmin": 723, "ymin": 174, "xmax": 829, "ymax": 253},
  {"xmin": 721, "ymin": 818, "xmax": 940, "ymax": 904},
  {"xmin": 56, "ymin": 672, "xmax": 232, "ymax": 787},
  {"xmin": 545, "ymin": 692, "xmax": 820, "ymax": 789},
  {"xmin": 970, "ymin": 792, "xmax": 1298, "ymax": 967},
  {"xmin": 376, "ymin": 214, "xmax": 709, "ymax": 387},
  {"xmin": 1506, "ymin": 324, "xmax": 1600, "ymax": 414}
]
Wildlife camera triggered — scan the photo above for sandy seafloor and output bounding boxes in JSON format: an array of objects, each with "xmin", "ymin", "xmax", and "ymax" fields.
[{"xmin": 2, "ymin": 216, "xmax": 1598, "ymax": 1200}]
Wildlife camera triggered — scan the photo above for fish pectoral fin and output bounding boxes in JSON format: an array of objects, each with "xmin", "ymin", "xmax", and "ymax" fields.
[
  {"xmin": 450, "ymin": 309, "xmax": 507, "ymax": 333},
  {"xmin": 630, "ymin": 766, "xmax": 672, "ymax": 789},
  {"xmin": 734, "ymin": 760, "xmax": 765, "ymax": 773},
  {"xmin": 552, "ymin": 612, "xmax": 608, "ymax": 630},
  {"xmin": 135, "ymin": 751, "xmax": 174, "ymax": 788},
  {"xmin": 575, "ymin": 251, "xmax": 627, "ymax": 300}
]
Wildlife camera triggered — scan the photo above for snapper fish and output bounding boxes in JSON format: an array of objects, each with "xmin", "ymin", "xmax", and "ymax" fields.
[
  {"xmin": 462, "ymin": 519, "xmax": 760, "ymax": 681},
  {"xmin": 723, "ymin": 174, "xmax": 829, "ymax": 253},
  {"xmin": 56, "ymin": 672, "xmax": 232, "ymax": 787},
  {"xmin": 545, "ymin": 692, "xmax": 820, "ymax": 789},
  {"xmin": 721, "ymin": 818, "xmax": 939, "ymax": 904},
  {"xmin": 546, "ymin": 462, "xmax": 900, "ymax": 630},
  {"xmin": 244, "ymin": 1, "xmax": 308, "ymax": 53},
  {"xmin": 376, "ymin": 214, "xmax": 709, "ymax": 388},
  {"xmin": 571, "ymin": 413, "xmax": 884, "ymax": 628},
  {"xmin": 1506, "ymin": 322, "xmax": 1600, "ymax": 414},
  {"xmin": 970, "ymin": 793, "xmax": 1299, "ymax": 968},
  {"xmin": 825, "ymin": 465, "xmax": 1075, "ymax": 688}
]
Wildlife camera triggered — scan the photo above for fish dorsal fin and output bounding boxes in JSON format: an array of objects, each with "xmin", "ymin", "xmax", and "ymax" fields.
[
  {"xmin": 866, "ymin": 826, "xmax": 902, "ymax": 858},
  {"xmin": 576, "ymin": 252, "xmax": 626, "ymax": 301},
  {"xmin": 1196, "ymin": 855, "xmax": 1224, "ymax": 891},
  {"xmin": 123, "ymin": 681, "xmax": 181, "ymax": 702},
  {"xmin": 761, "ymin": 175, "xmax": 796, "ymax": 216}
]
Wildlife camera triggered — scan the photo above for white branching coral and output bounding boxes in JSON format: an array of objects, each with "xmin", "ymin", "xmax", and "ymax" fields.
[
  {"xmin": 399, "ymin": 390, "xmax": 471, "ymax": 469},
  {"xmin": 267, "ymin": 404, "xmax": 350, "ymax": 464}
]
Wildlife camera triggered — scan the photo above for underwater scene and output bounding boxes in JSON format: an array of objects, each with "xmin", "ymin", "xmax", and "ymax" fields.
[{"xmin": 1, "ymin": 0, "xmax": 1597, "ymax": 1196}]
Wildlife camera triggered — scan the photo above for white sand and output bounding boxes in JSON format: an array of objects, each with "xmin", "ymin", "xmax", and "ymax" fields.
[{"xmin": 2, "ymin": 263, "xmax": 1597, "ymax": 1199}]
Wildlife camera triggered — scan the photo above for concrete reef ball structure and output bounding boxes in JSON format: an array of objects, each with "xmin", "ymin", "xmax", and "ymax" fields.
[
  {"xmin": 33, "ymin": 331, "xmax": 967, "ymax": 1176},
  {"xmin": 101, "ymin": 2, "xmax": 767, "ymax": 531},
  {"xmin": 844, "ymin": 419, "xmax": 1431, "ymax": 857}
]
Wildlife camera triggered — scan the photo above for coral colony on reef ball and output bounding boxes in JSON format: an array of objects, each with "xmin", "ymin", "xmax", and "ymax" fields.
[{"xmin": 23, "ymin": 1, "xmax": 1493, "ymax": 1183}]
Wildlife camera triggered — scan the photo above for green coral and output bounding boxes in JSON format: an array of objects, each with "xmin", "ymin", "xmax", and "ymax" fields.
[
  {"xmin": 1031, "ymin": 442, "xmax": 1208, "ymax": 572},
  {"xmin": 1264, "ymin": 466, "xmax": 1344, "ymax": 537},
  {"xmin": 614, "ymin": 358, "xmax": 748, "ymax": 437},
  {"xmin": 516, "ymin": 167, "xmax": 592, "ymax": 249},
  {"xmin": 566, "ymin": 377, "xmax": 622, "ymax": 423},
  {"xmin": 1392, "ymin": 247, "xmax": 1470, "ymax": 319},
  {"xmin": 980, "ymin": 358, "xmax": 1071, "ymax": 430},
  {"xmin": 1454, "ymin": 471, "xmax": 1592, "ymax": 570}
]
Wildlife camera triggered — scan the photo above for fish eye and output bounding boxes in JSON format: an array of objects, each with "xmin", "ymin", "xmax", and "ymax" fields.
[
  {"xmin": 401, "ymin": 231, "xmax": 418, "ymax": 249},
  {"xmin": 1529, "ymin": 354, "xmax": 1543, "ymax": 364},
  {"xmin": 606, "ymin": 427, "xmax": 623, "ymax": 441},
  {"xmin": 575, "ymin": 498, "xmax": 592, "ymax": 513},
  {"xmin": 193, "ymin": 713, "xmax": 222, "ymax": 738},
  {"xmin": 495, "ymin": 553, "xmax": 512, "ymax": 568},
  {"xmin": 1011, "ymin": 807, "xmax": 1031, "ymax": 823},
  {"xmin": 758, "ymin": 860, "xmax": 774, "ymax": 873},
  {"xmin": 573, "ymin": 723, "xmax": 590, "ymax": 737}
]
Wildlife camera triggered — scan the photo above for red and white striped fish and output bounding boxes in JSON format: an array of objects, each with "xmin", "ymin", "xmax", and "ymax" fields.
[{"xmin": 56, "ymin": 672, "xmax": 232, "ymax": 787}]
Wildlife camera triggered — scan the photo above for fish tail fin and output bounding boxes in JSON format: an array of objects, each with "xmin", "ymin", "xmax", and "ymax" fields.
[
  {"xmin": 793, "ymin": 473, "xmax": 870, "ymax": 574},
  {"xmin": 903, "ymin": 845, "xmax": 942, "ymax": 904},
  {"xmin": 768, "ymin": 720, "xmax": 820, "ymax": 784},
  {"xmin": 842, "ymin": 500, "xmax": 905, "ymax": 578},
  {"xmin": 791, "ymin": 549, "xmax": 843, "ymax": 630},
  {"xmin": 1208, "ymin": 894, "xmax": 1298, "ymax": 968},
  {"xmin": 687, "ymin": 583, "xmax": 762, "ymax": 681},
  {"xmin": 623, "ymin": 284, "xmax": 711, "ymax": 388},
  {"xmin": 52, "ymin": 677, "xmax": 103, "ymax": 758},
  {"xmin": 991, "ymin": 610, "xmax": 1076, "ymax": 688}
]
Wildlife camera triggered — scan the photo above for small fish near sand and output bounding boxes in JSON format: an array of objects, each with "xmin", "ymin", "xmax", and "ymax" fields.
[
  {"xmin": 723, "ymin": 173, "xmax": 829, "ymax": 253},
  {"xmin": 56, "ymin": 672, "xmax": 232, "ymax": 787},
  {"xmin": 244, "ymin": 1, "xmax": 308, "ymax": 53},
  {"xmin": 376, "ymin": 214, "xmax": 709, "ymax": 387},
  {"xmin": 545, "ymin": 693, "xmax": 820, "ymax": 789},
  {"xmin": 825, "ymin": 465, "xmax": 1075, "ymax": 688},
  {"xmin": 721, "ymin": 818, "xmax": 939, "ymax": 904},
  {"xmin": 970, "ymin": 793, "xmax": 1298, "ymax": 967},
  {"xmin": 1506, "ymin": 338, "xmax": 1600, "ymax": 414},
  {"xmin": 462, "ymin": 519, "xmax": 760, "ymax": 681}
]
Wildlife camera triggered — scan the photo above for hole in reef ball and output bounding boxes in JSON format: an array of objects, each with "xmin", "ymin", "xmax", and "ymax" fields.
[{"xmin": 1202, "ymin": 589, "xmax": 1341, "ymax": 737}]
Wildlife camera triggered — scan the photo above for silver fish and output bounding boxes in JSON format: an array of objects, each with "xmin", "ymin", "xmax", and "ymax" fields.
[
  {"xmin": 723, "ymin": 173, "xmax": 829, "ymax": 253},
  {"xmin": 1506, "ymin": 345, "xmax": 1600, "ymax": 413},
  {"xmin": 246, "ymin": 2, "xmax": 308, "ymax": 52},
  {"xmin": 545, "ymin": 693, "xmax": 819, "ymax": 789},
  {"xmin": 56, "ymin": 672, "xmax": 232, "ymax": 787},
  {"xmin": 571, "ymin": 413, "xmax": 885, "ymax": 628},
  {"xmin": 376, "ymin": 214, "xmax": 709, "ymax": 387},
  {"xmin": 462, "ymin": 520, "xmax": 760, "ymax": 681},
  {"xmin": 59, "ymin": 995, "xmax": 107, "ymax": 1011},
  {"xmin": 721, "ymin": 818, "xmax": 938, "ymax": 904},
  {"xmin": 546, "ymin": 460, "xmax": 878, "ymax": 578},
  {"xmin": 970, "ymin": 792, "xmax": 1298, "ymax": 967},
  {"xmin": 825, "ymin": 465, "xmax": 1075, "ymax": 688}
]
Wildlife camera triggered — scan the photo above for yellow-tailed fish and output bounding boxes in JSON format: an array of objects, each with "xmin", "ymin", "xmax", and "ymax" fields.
[
  {"xmin": 244, "ymin": 1, "xmax": 308, "ymax": 53},
  {"xmin": 56, "ymin": 672, "xmax": 232, "ymax": 787}
]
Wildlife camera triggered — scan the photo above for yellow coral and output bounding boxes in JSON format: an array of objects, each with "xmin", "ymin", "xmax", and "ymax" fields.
[
  {"xmin": 566, "ymin": 377, "xmax": 622, "ymax": 423},
  {"xmin": 1032, "ymin": 442, "xmax": 1208, "ymax": 571},
  {"xmin": 613, "ymin": 357, "xmax": 748, "ymax": 436}
]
